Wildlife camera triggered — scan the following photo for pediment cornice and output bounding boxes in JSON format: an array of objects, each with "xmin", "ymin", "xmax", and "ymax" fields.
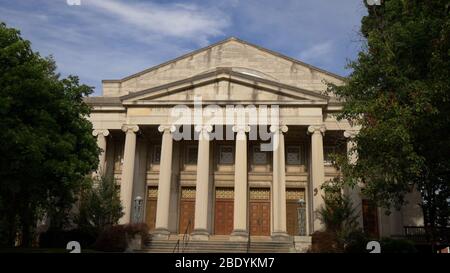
[{"xmin": 120, "ymin": 67, "xmax": 329, "ymax": 106}]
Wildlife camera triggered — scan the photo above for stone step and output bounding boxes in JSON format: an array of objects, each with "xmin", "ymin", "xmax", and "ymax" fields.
[{"xmin": 143, "ymin": 236, "xmax": 296, "ymax": 253}]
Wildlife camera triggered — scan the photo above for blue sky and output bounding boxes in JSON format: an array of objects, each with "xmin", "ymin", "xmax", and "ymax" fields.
[{"xmin": 0, "ymin": 0, "xmax": 367, "ymax": 95}]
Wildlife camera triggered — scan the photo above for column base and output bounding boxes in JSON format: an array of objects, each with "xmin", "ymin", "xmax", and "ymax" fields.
[
  {"xmin": 191, "ymin": 229, "xmax": 210, "ymax": 241},
  {"xmin": 152, "ymin": 228, "xmax": 170, "ymax": 240},
  {"xmin": 230, "ymin": 230, "xmax": 249, "ymax": 241},
  {"xmin": 271, "ymin": 232, "xmax": 290, "ymax": 241}
]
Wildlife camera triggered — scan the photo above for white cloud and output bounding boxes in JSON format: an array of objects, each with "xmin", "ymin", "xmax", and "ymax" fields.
[
  {"xmin": 299, "ymin": 41, "xmax": 334, "ymax": 63},
  {"xmin": 0, "ymin": 0, "xmax": 365, "ymax": 95},
  {"xmin": 86, "ymin": 0, "xmax": 229, "ymax": 45}
]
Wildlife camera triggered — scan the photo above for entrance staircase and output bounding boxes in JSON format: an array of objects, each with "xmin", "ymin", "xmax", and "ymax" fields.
[{"xmin": 141, "ymin": 234, "xmax": 297, "ymax": 253}]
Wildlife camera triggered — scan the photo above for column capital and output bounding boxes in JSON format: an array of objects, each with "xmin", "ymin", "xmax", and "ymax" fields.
[
  {"xmin": 121, "ymin": 124, "xmax": 139, "ymax": 134},
  {"xmin": 194, "ymin": 124, "xmax": 213, "ymax": 133},
  {"xmin": 343, "ymin": 130, "xmax": 358, "ymax": 139},
  {"xmin": 92, "ymin": 129, "xmax": 110, "ymax": 137},
  {"xmin": 270, "ymin": 124, "xmax": 288, "ymax": 134},
  {"xmin": 307, "ymin": 125, "xmax": 326, "ymax": 135},
  {"xmin": 158, "ymin": 124, "xmax": 176, "ymax": 134},
  {"xmin": 232, "ymin": 124, "xmax": 250, "ymax": 133}
]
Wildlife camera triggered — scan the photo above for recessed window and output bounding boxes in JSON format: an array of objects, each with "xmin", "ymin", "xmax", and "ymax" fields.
[
  {"xmin": 219, "ymin": 145, "xmax": 234, "ymax": 164},
  {"xmin": 253, "ymin": 145, "xmax": 267, "ymax": 165},
  {"xmin": 324, "ymin": 146, "xmax": 336, "ymax": 165},
  {"xmin": 286, "ymin": 146, "xmax": 301, "ymax": 165},
  {"xmin": 186, "ymin": 145, "xmax": 198, "ymax": 164},
  {"xmin": 152, "ymin": 145, "xmax": 161, "ymax": 164}
]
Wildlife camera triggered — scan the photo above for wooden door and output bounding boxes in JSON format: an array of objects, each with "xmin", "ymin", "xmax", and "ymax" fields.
[
  {"xmin": 145, "ymin": 187, "xmax": 158, "ymax": 231},
  {"xmin": 286, "ymin": 201, "xmax": 299, "ymax": 236},
  {"xmin": 249, "ymin": 188, "xmax": 270, "ymax": 236},
  {"xmin": 286, "ymin": 189, "xmax": 305, "ymax": 236},
  {"xmin": 214, "ymin": 188, "xmax": 234, "ymax": 235},
  {"xmin": 362, "ymin": 199, "xmax": 379, "ymax": 238},
  {"xmin": 179, "ymin": 187, "xmax": 195, "ymax": 234}
]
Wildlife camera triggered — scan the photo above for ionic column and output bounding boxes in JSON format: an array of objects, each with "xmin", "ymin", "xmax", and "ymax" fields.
[
  {"xmin": 307, "ymin": 125, "xmax": 326, "ymax": 232},
  {"xmin": 270, "ymin": 124, "xmax": 289, "ymax": 240},
  {"xmin": 192, "ymin": 125, "xmax": 212, "ymax": 240},
  {"xmin": 154, "ymin": 125, "xmax": 175, "ymax": 237},
  {"xmin": 231, "ymin": 125, "xmax": 250, "ymax": 241},
  {"xmin": 343, "ymin": 130, "xmax": 363, "ymax": 228},
  {"xmin": 119, "ymin": 124, "xmax": 139, "ymax": 224},
  {"xmin": 92, "ymin": 129, "xmax": 109, "ymax": 176}
]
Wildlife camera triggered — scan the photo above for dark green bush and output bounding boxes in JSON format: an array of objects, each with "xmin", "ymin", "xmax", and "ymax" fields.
[
  {"xmin": 92, "ymin": 225, "xmax": 127, "ymax": 252},
  {"xmin": 344, "ymin": 230, "xmax": 369, "ymax": 253},
  {"xmin": 93, "ymin": 223, "xmax": 149, "ymax": 252},
  {"xmin": 310, "ymin": 231, "xmax": 343, "ymax": 253},
  {"xmin": 380, "ymin": 237, "xmax": 417, "ymax": 253}
]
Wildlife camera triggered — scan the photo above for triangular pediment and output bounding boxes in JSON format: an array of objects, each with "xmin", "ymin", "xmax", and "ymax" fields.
[
  {"xmin": 103, "ymin": 37, "xmax": 345, "ymax": 97},
  {"xmin": 121, "ymin": 68, "xmax": 329, "ymax": 106}
]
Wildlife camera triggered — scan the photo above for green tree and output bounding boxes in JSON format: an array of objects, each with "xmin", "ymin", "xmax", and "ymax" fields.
[
  {"xmin": 76, "ymin": 175, "xmax": 124, "ymax": 234},
  {"xmin": 0, "ymin": 22, "xmax": 99, "ymax": 247},
  {"xmin": 315, "ymin": 179, "xmax": 361, "ymax": 252},
  {"xmin": 328, "ymin": 0, "xmax": 450, "ymax": 233}
]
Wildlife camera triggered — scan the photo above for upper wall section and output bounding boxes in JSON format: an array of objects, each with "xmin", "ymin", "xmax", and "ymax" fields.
[{"xmin": 102, "ymin": 37, "xmax": 345, "ymax": 97}]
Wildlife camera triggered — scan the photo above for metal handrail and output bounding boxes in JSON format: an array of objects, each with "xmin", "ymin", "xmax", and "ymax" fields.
[
  {"xmin": 173, "ymin": 219, "xmax": 191, "ymax": 253},
  {"xmin": 246, "ymin": 234, "xmax": 251, "ymax": 253},
  {"xmin": 181, "ymin": 220, "xmax": 191, "ymax": 253}
]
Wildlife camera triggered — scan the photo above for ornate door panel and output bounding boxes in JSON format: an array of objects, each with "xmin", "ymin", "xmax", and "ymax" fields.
[
  {"xmin": 214, "ymin": 188, "xmax": 234, "ymax": 235},
  {"xmin": 286, "ymin": 189, "xmax": 305, "ymax": 236},
  {"xmin": 214, "ymin": 201, "xmax": 234, "ymax": 235},
  {"xmin": 145, "ymin": 187, "xmax": 158, "ymax": 231},
  {"xmin": 286, "ymin": 202, "xmax": 299, "ymax": 236},
  {"xmin": 249, "ymin": 188, "xmax": 270, "ymax": 236},
  {"xmin": 179, "ymin": 187, "xmax": 195, "ymax": 234}
]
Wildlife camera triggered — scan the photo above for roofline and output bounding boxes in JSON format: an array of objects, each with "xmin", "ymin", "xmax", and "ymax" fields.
[
  {"xmin": 102, "ymin": 37, "xmax": 347, "ymax": 83},
  {"xmin": 119, "ymin": 67, "xmax": 330, "ymax": 101}
]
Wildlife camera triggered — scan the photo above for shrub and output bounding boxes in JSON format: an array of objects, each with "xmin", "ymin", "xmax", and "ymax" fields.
[
  {"xmin": 344, "ymin": 230, "xmax": 369, "ymax": 253},
  {"xmin": 310, "ymin": 231, "xmax": 343, "ymax": 253},
  {"xmin": 313, "ymin": 179, "xmax": 362, "ymax": 253},
  {"xmin": 123, "ymin": 223, "xmax": 149, "ymax": 243},
  {"xmin": 380, "ymin": 237, "xmax": 417, "ymax": 253},
  {"xmin": 93, "ymin": 223, "xmax": 149, "ymax": 252},
  {"xmin": 76, "ymin": 175, "xmax": 124, "ymax": 234}
]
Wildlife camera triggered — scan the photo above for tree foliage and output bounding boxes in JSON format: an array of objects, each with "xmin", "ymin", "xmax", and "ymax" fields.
[
  {"xmin": 314, "ymin": 179, "xmax": 361, "ymax": 252},
  {"xmin": 328, "ymin": 1, "xmax": 450, "ymax": 229},
  {"xmin": 0, "ymin": 22, "xmax": 99, "ymax": 247},
  {"xmin": 76, "ymin": 175, "xmax": 124, "ymax": 234}
]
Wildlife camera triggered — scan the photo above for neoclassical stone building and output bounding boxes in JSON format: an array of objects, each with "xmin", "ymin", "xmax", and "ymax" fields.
[{"xmin": 86, "ymin": 38, "xmax": 423, "ymax": 248}]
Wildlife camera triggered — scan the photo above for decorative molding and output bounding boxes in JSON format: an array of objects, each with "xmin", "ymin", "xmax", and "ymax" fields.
[
  {"xmin": 307, "ymin": 125, "xmax": 326, "ymax": 135},
  {"xmin": 147, "ymin": 187, "xmax": 158, "ymax": 199},
  {"xmin": 286, "ymin": 189, "xmax": 305, "ymax": 200},
  {"xmin": 232, "ymin": 124, "xmax": 250, "ymax": 133},
  {"xmin": 121, "ymin": 124, "xmax": 139, "ymax": 134},
  {"xmin": 215, "ymin": 188, "xmax": 234, "ymax": 199},
  {"xmin": 181, "ymin": 187, "xmax": 196, "ymax": 199},
  {"xmin": 158, "ymin": 124, "xmax": 176, "ymax": 134},
  {"xmin": 249, "ymin": 188, "xmax": 270, "ymax": 200},
  {"xmin": 269, "ymin": 124, "xmax": 288, "ymax": 134},
  {"xmin": 92, "ymin": 129, "xmax": 110, "ymax": 137},
  {"xmin": 194, "ymin": 124, "xmax": 213, "ymax": 133}
]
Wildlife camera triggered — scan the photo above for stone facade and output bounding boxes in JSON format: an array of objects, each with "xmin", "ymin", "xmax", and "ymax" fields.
[{"xmin": 86, "ymin": 37, "xmax": 424, "ymax": 245}]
